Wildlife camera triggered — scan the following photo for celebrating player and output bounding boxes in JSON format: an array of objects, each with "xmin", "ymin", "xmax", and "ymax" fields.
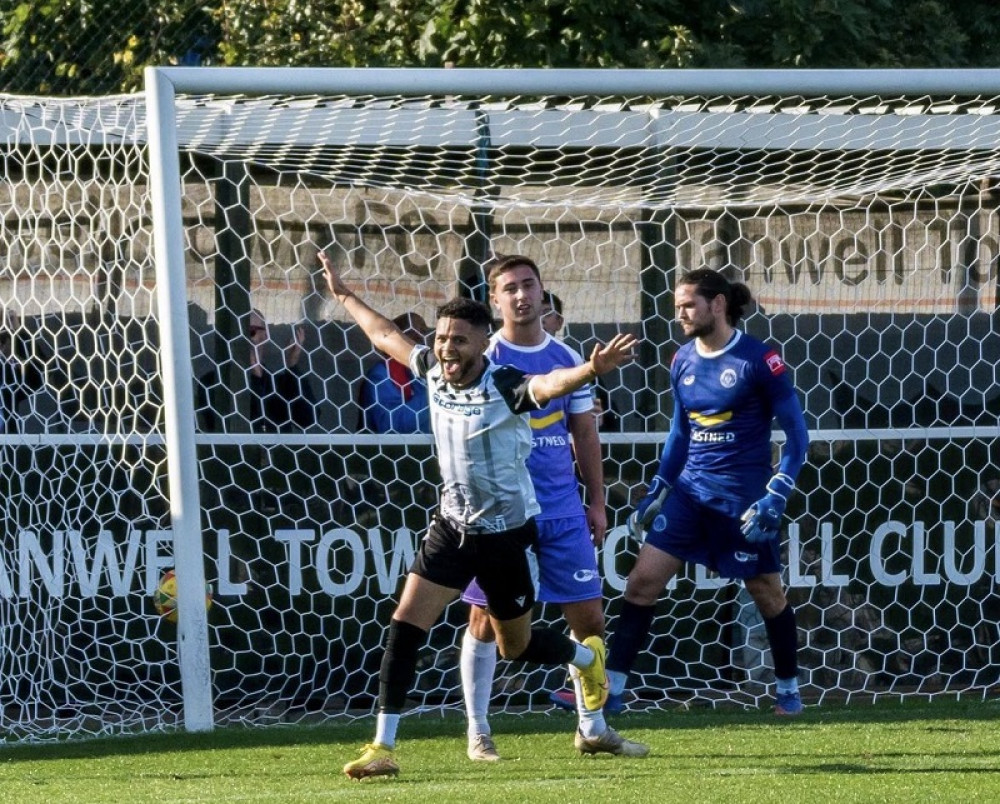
[
  {"xmin": 460, "ymin": 255, "xmax": 647, "ymax": 761},
  {"xmin": 607, "ymin": 268, "xmax": 810, "ymax": 715},
  {"xmin": 320, "ymin": 251, "xmax": 639, "ymax": 781}
]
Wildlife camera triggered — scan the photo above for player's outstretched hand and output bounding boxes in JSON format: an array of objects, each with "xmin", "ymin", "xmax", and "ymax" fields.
[
  {"xmin": 319, "ymin": 251, "xmax": 352, "ymax": 301},
  {"xmin": 588, "ymin": 333, "xmax": 638, "ymax": 376}
]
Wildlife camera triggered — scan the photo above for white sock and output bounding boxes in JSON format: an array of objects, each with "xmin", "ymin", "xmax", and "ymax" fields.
[
  {"xmin": 570, "ymin": 665, "xmax": 607, "ymax": 738},
  {"xmin": 373, "ymin": 712, "xmax": 400, "ymax": 748},
  {"xmin": 461, "ymin": 628, "xmax": 497, "ymax": 738}
]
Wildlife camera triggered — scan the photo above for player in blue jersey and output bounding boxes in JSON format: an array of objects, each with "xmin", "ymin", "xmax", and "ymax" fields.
[
  {"xmin": 320, "ymin": 252, "xmax": 639, "ymax": 780},
  {"xmin": 459, "ymin": 255, "xmax": 647, "ymax": 762},
  {"xmin": 607, "ymin": 268, "xmax": 810, "ymax": 716}
]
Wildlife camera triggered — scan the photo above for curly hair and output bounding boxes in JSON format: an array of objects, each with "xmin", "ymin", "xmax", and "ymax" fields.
[{"xmin": 678, "ymin": 268, "xmax": 754, "ymax": 326}]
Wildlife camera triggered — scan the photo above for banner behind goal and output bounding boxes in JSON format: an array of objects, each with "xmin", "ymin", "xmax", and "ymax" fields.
[{"xmin": 1, "ymin": 68, "xmax": 999, "ymax": 741}]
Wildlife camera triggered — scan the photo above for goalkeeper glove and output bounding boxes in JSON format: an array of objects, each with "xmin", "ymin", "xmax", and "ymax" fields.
[
  {"xmin": 628, "ymin": 475, "xmax": 671, "ymax": 542},
  {"xmin": 740, "ymin": 473, "xmax": 795, "ymax": 544}
]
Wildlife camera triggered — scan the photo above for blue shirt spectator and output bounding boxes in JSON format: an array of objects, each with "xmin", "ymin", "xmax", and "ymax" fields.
[{"xmin": 359, "ymin": 312, "xmax": 431, "ymax": 434}]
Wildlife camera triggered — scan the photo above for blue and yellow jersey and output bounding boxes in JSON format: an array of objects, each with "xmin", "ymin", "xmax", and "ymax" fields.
[
  {"xmin": 671, "ymin": 330, "xmax": 797, "ymax": 517},
  {"xmin": 487, "ymin": 333, "xmax": 593, "ymax": 521}
]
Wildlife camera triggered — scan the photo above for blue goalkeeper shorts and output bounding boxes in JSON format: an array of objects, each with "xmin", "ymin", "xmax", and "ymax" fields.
[{"xmin": 644, "ymin": 485, "xmax": 782, "ymax": 580}]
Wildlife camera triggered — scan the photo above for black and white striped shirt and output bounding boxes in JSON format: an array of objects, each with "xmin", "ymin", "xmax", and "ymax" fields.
[{"xmin": 410, "ymin": 345, "xmax": 541, "ymax": 533}]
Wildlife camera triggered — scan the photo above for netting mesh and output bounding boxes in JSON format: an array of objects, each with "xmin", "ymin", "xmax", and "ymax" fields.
[
  {"xmin": 175, "ymin": 94, "xmax": 1000, "ymax": 206},
  {"xmin": 2, "ymin": 77, "xmax": 1000, "ymax": 741}
]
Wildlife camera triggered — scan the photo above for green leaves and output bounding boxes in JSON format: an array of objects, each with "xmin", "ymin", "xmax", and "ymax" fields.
[
  {"xmin": 2, "ymin": 0, "xmax": 1000, "ymax": 95},
  {"xmin": 1, "ymin": 0, "xmax": 217, "ymax": 92}
]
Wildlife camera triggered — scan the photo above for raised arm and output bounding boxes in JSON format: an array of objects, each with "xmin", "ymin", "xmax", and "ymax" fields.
[
  {"xmin": 320, "ymin": 251, "xmax": 417, "ymax": 366},
  {"xmin": 528, "ymin": 333, "xmax": 637, "ymax": 406}
]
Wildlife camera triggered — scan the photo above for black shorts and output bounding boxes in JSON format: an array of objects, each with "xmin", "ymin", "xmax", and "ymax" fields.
[{"xmin": 410, "ymin": 515, "xmax": 538, "ymax": 620}]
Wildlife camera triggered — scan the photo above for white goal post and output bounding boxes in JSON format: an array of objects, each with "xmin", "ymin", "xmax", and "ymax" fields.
[{"xmin": 1, "ymin": 67, "xmax": 999, "ymax": 743}]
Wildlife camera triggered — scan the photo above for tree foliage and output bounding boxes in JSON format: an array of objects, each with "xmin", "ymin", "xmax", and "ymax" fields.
[
  {"xmin": 0, "ymin": 0, "xmax": 217, "ymax": 93},
  {"xmin": 2, "ymin": 0, "xmax": 1000, "ymax": 95}
]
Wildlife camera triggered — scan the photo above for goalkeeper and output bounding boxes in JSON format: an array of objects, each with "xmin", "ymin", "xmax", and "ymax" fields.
[{"xmin": 608, "ymin": 268, "xmax": 810, "ymax": 716}]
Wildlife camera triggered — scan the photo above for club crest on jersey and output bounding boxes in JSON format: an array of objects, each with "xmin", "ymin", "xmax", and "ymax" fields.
[
  {"xmin": 720, "ymin": 368, "xmax": 737, "ymax": 388},
  {"xmin": 765, "ymin": 350, "xmax": 786, "ymax": 376}
]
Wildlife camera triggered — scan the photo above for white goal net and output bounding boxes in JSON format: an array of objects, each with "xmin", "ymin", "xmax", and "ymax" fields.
[{"xmin": 2, "ymin": 68, "xmax": 999, "ymax": 741}]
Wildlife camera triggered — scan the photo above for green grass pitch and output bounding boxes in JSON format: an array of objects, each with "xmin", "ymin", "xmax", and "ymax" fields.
[{"xmin": 1, "ymin": 698, "xmax": 998, "ymax": 803}]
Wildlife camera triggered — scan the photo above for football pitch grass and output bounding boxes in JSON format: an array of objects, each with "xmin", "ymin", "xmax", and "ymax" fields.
[{"xmin": 1, "ymin": 698, "xmax": 997, "ymax": 803}]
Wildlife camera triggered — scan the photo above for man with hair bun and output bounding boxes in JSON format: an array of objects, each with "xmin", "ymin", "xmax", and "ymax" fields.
[{"xmin": 607, "ymin": 268, "xmax": 810, "ymax": 716}]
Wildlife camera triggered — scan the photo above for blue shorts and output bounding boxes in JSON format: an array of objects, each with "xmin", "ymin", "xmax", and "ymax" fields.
[
  {"xmin": 644, "ymin": 486, "xmax": 781, "ymax": 580},
  {"xmin": 462, "ymin": 514, "xmax": 601, "ymax": 607}
]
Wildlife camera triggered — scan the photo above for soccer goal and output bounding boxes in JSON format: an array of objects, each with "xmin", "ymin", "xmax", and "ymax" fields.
[{"xmin": 1, "ymin": 68, "xmax": 999, "ymax": 742}]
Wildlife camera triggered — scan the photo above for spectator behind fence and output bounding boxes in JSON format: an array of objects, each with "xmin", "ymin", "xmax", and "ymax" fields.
[
  {"xmin": 0, "ymin": 312, "xmax": 23, "ymax": 434},
  {"xmin": 592, "ymin": 382, "xmax": 621, "ymax": 432},
  {"xmin": 358, "ymin": 312, "xmax": 431, "ymax": 434},
  {"xmin": 0, "ymin": 311, "xmax": 45, "ymax": 434},
  {"xmin": 196, "ymin": 309, "xmax": 316, "ymax": 434},
  {"xmin": 540, "ymin": 289, "xmax": 564, "ymax": 337}
]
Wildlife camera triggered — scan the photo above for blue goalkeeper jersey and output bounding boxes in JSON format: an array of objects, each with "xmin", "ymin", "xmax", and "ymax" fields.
[
  {"xmin": 671, "ymin": 330, "xmax": 798, "ymax": 517},
  {"xmin": 486, "ymin": 333, "xmax": 594, "ymax": 521}
]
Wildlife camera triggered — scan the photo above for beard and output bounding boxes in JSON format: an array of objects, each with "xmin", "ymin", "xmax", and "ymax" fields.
[
  {"xmin": 684, "ymin": 318, "xmax": 715, "ymax": 340},
  {"xmin": 440, "ymin": 353, "xmax": 480, "ymax": 388}
]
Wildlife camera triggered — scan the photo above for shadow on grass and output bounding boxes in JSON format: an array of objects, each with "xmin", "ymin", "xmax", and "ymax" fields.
[
  {"xmin": 2, "ymin": 696, "xmax": 996, "ymax": 764},
  {"xmin": 787, "ymin": 762, "xmax": 1000, "ymax": 775}
]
